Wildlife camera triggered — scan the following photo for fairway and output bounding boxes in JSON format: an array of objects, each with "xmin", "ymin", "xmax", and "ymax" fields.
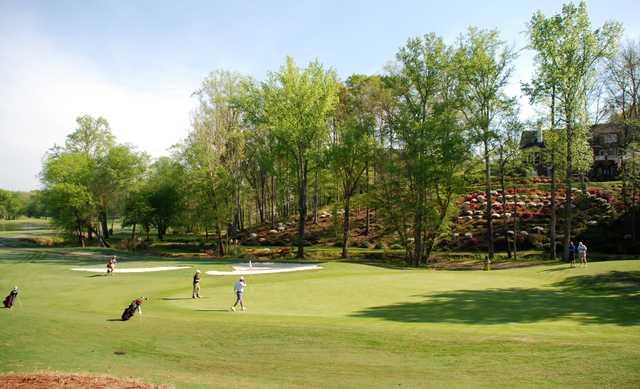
[{"xmin": 1, "ymin": 247, "xmax": 639, "ymax": 388}]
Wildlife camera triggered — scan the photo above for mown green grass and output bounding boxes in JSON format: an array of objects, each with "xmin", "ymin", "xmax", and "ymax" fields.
[{"xmin": 1, "ymin": 243, "xmax": 639, "ymax": 388}]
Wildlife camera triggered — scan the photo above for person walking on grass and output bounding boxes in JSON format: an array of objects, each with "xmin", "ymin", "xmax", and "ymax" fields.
[
  {"xmin": 568, "ymin": 241, "xmax": 576, "ymax": 268},
  {"xmin": 231, "ymin": 276, "xmax": 246, "ymax": 311},
  {"xmin": 192, "ymin": 270, "xmax": 201, "ymax": 299},
  {"xmin": 577, "ymin": 241, "xmax": 588, "ymax": 267}
]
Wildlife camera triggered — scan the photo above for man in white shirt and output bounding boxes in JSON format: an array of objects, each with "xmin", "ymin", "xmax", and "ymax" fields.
[
  {"xmin": 231, "ymin": 276, "xmax": 247, "ymax": 311},
  {"xmin": 577, "ymin": 242, "xmax": 588, "ymax": 267}
]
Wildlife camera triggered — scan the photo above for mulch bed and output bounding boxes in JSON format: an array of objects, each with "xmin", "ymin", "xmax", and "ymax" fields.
[{"xmin": 0, "ymin": 373, "xmax": 173, "ymax": 389}]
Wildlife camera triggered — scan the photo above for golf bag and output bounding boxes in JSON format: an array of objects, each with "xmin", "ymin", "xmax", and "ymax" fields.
[
  {"xmin": 121, "ymin": 301, "xmax": 138, "ymax": 321},
  {"xmin": 121, "ymin": 298, "xmax": 144, "ymax": 321},
  {"xmin": 3, "ymin": 290, "xmax": 17, "ymax": 308}
]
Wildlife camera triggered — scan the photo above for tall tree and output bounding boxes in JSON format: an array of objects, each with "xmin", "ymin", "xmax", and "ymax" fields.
[
  {"xmin": 386, "ymin": 33, "xmax": 471, "ymax": 265},
  {"xmin": 528, "ymin": 1, "xmax": 622, "ymax": 259},
  {"xmin": 459, "ymin": 27, "xmax": 516, "ymax": 260},
  {"xmin": 261, "ymin": 57, "xmax": 338, "ymax": 258},
  {"xmin": 331, "ymin": 75, "xmax": 378, "ymax": 258},
  {"xmin": 184, "ymin": 70, "xmax": 249, "ymax": 253}
]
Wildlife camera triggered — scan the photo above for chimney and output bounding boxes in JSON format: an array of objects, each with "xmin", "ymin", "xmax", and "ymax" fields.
[{"xmin": 537, "ymin": 127, "xmax": 543, "ymax": 144}]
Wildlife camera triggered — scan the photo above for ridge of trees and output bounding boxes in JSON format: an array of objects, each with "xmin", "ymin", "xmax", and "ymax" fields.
[{"xmin": 30, "ymin": 1, "xmax": 638, "ymax": 262}]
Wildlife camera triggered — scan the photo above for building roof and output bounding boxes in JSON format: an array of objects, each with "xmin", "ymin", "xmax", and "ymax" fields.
[
  {"xmin": 520, "ymin": 130, "xmax": 544, "ymax": 149},
  {"xmin": 591, "ymin": 122, "xmax": 625, "ymax": 134}
]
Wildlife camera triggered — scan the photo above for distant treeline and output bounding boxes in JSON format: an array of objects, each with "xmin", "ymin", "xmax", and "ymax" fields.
[{"xmin": 0, "ymin": 189, "xmax": 47, "ymax": 220}]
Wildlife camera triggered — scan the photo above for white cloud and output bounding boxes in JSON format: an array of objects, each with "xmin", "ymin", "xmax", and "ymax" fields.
[{"xmin": 0, "ymin": 16, "xmax": 198, "ymax": 191}]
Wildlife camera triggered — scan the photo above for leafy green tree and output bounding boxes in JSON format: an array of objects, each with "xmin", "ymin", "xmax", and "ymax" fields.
[
  {"xmin": 121, "ymin": 188, "xmax": 154, "ymax": 241},
  {"xmin": 261, "ymin": 57, "xmax": 339, "ymax": 258},
  {"xmin": 92, "ymin": 144, "xmax": 148, "ymax": 239},
  {"xmin": 185, "ymin": 69, "xmax": 248, "ymax": 253},
  {"xmin": 41, "ymin": 151, "xmax": 96, "ymax": 245},
  {"xmin": 458, "ymin": 27, "xmax": 517, "ymax": 261},
  {"xmin": 385, "ymin": 33, "xmax": 471, "ymax": 265},
  {"xmin": 23, "ymin": 191, "xmax": 48, "ymax": 218},
  {"xmin": 331, "ymin": 75, "xmax": 379, "ymax": 258},
  {"xmin": 144, "ymin": 157, "xmax": 185, "ymax": 240},
  {"xmin": 64, "ymin": 115, "xmax": 114, "ymax": 156},
  {"xmin": 0, "ymin": 190, "xmax": 21, "ymax": 220},
  {"xmin": 528, "ymin": 1, "xmax": 622, "ymax": 259}
]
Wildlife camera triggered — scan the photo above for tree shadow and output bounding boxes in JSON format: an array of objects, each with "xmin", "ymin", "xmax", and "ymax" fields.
[
  {"xmin": 352, "ymin": 271, "xmax": 640, "ymax": 326},
  {"xmin": 541, "ymin": 266, "xmax": 575, "ymax": 272}
]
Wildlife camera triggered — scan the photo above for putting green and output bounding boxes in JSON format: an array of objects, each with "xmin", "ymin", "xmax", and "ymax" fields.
[{"xmin": 1, "ymin": 247, "xmax": 639, "ymax": 388}]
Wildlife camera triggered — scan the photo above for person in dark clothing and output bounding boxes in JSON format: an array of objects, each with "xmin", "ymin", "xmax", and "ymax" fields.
[{"xmin": 568, "ymin": 241, "xmax": 576, "ymax": 268}]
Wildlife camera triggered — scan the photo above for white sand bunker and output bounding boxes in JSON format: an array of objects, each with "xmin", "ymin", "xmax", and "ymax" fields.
[
  {"xmin": 71, "ymin": 266, "xmax": 191, "ymax": 273},
  {"xmin": 206, "ymin": 262, "xmax": 322, "ymax": 276}
]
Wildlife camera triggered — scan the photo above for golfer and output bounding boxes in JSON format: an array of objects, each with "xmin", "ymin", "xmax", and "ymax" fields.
[
  {"xmin": 231, "ymin": 276, "xmax": 247, "ymax": 311},
  {"xmin": 577, "ymin": 241, "xmax": 588, "ymax": 267},
  {"xmin": 107, "ymin": 255, "xmax": 117, "ymax": 275},
  {"xmin": 568, "ymin": 241, "xmax": 576, "ymax": 268},
  {"xmin": 192, "ymin": 270, "xmax": 201, "ymax": 299}
]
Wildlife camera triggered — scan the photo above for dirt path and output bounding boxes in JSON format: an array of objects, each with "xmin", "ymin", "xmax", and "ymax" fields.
[{"xmin": 0, "ymin": 373, "xmax": 172, "ymax": 388}]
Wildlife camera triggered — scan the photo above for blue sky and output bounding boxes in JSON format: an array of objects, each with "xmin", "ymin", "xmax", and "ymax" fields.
[{"xmin": 1, "ymin": 0, "xmax": 639, "ymax": 190}]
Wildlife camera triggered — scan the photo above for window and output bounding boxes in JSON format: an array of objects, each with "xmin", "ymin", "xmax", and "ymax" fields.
[{"xmin": 604, "ymin": 133, "xmax": 618, "ymax": 144}]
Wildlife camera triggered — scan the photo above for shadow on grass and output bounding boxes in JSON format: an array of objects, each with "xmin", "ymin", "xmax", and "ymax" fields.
[
  {"xmin": 195, "ymin": 309, "xmax": 229, "ymax": 312},
  {"xmin": 352, "ymin": 271, "xmax": 640, "ymax": 326},
  {"xmin": 106, "ymin": 319, "xmax": 123, "ymax": 322},
  {"xmin": 541, "ymin": 265, "xmax": 576, "ymax": 272}
]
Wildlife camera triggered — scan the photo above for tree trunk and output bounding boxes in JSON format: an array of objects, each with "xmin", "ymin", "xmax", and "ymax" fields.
[
  {"xmin": 512, "ymin": 184, "xmax": 518, "ymax": 261},
  {"xmin": 216, "ymin": 225, "xmax": 225, "ymax": 256},
  {"xmin": 413, "ymin": 189, "xmax": 425, "ymax": 267},
  {"xmin": 78, "ymin": 223, "xmax": 85, "ymax": 247},
  {"xmin": 296, "ymin": 160, "xmax": 308, "ymax": 259},
  {"xmin": 271, "ymin": 176, "xmax": 276, "ymax": 227},
  {"xmin": 312, "ymin": 168, "xmax": 319, "ymax": 224},
  {"xmin": 131, "ymin": 223, "xmax": 136, "ymax": 240},
  {"xmin": 500, "ymin": 159, "xmax": 511, "ymax": 258},
  {"xmin": 100, "ymin": 209, "xmax": 109, "ymax": 239},
  {"xmin": 259, "ymin": 174, "xmax": 266, "ymax": 224},
  {"xmin": 563, "ymin": 120, "xmax": 574, "ymax": 260},
  {"xmin": 484, "ymin": 138, "xmax": 495, "ymax": 259},
  {"xmin": 341, "ymin": 192, "xmax": 351, "ymax": 259},
  {"xmin": 632, "ymin": 178, "xmax": 638, "ymax": 241},
  {"xmin": 365, "ymin": 162, "xmax": 370, "ymax": 236},
  {"xmin": 550, "ymin": 85, "xmax": 557, "ymax": 260},
  {"xmin": 550, "ymin": 151, "xmax": 557, "ymax": 260}
]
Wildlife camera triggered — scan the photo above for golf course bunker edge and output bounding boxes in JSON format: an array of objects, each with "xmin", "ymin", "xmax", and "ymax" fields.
[
  {"xmin": 71, "ymin": 266, "xmax": 191, "ymax": 273},
  {"xmin": 206, "ymin": 262, "xmax": 322, "ymax": 275}
]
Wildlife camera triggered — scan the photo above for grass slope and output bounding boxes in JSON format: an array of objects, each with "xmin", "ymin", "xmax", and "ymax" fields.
[{"xmin": 1, "ymin": 246, "xmax": 639, "ymax": 388}]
